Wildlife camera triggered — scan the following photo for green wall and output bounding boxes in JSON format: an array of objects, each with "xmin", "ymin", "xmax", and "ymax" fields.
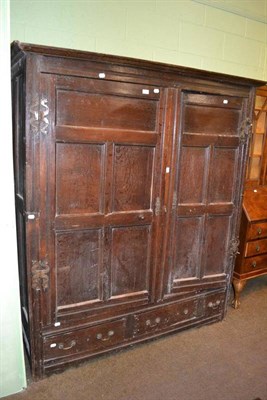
[
  {"xmin": 0, "ymin": 0, "xmax": 26, "ymax": 397},
  {"xmin": 10, "ymin": 0, "xmax": 267, "ymax": 80}
]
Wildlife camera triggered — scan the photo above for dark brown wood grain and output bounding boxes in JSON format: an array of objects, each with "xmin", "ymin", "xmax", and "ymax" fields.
[{"xmin": 11, "ymin": 41, "xmax": 260, "ymax": 379}]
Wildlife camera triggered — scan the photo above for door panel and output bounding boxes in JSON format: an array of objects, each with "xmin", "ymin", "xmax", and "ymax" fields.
[
  {"xmin": 163, "ymin": 90, "xmax": 246, "ymax": 295},
  {"xmin": 110, "ymin": 225, "xmax": 151, "ymax": 297},
  {"xmin": 178, "ymin": 146, "xmax": 208, "ymax": 204},
  {"xmin": 56, "ymin": 229, "xmax": 103, "ymax": 307},
  {"xmin": 56, "ymin": 143, "xmax": 105, "ymax": 215},
  {"xmin": 40, "ymin": 74, "xmax": 165, "ymax": 325},
  {"xmin": 113, "ymin": 145, "xmax": 154, "ymax": 212}
]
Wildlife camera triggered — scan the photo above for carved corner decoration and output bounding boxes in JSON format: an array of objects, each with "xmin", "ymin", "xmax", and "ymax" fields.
[
  {"xmin": 239, "ymin": 117, "xmax": 253, "ymax": 145},
  {"xmin": 29, "ymin": 95, "xmax": 49, "ymax": 135},
  {"xmin": 229, "ymin": 238, "xmax": 240, "ymax": 258},
  {"xmin": 32, "ymin": 260, "xmax": 50, "ymax": 291}
]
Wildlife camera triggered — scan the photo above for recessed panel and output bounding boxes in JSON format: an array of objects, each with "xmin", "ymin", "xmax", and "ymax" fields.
[
  {"xmin": 110, "ymin": 225, "xmax": 151, "ymax": 297},
  {"xmin": 204, "ymin": 216, "xmax": 231, "ymax": 276},
  {"xmin": 56, "ymin": 229, "xmax": 102, "ymax": 306},
  {"xmin": 56, "ymin": 143, "xmax": 103, "ymax": 215},
  {"xmin": 113, "ymin": 145, "xmax": 154, "ymax": 211},
  {"xmin": 184, "ymin": 105, "xmax": 240, "ymax": 135},
  {"xmin": 209, "ymin": 147, "xmax": 237, "ymax": 203},
  {"xmin": 173, "ymin": 216, "xmax": 203, "ymax": 280},
  {"xmin": 57, "ymin": 90, "xmax": 157, "ymax": 131},
  {"xmin": 178, "ymin": 146, "xmax": 208, "ymax": 204}
]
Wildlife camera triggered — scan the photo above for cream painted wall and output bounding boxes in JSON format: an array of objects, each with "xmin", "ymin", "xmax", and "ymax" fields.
[
  {"xmin": 0, "ymin": 0, "xmax": 26, "ymax": 397},
  {"xmin": 10, "ymin": 0, "xmax": 267, "ymax": 80}
]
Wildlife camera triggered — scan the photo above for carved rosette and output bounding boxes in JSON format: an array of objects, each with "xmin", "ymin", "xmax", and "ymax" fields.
[
  {"xmin": 29, "ymin": 95, "xmax": 49, "ymax": 135},
  {"xmin": 239, "ymin": 117, "xmax": 253, "ymax": 145},
  {"xmin": 32, "ymin": 260, "xmax": 50, "ymax": 291}
]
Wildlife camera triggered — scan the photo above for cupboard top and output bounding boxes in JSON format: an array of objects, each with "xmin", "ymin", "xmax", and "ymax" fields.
[{"xmin": 11, "ymin": 41, "xmax": 265, "ymax": 88}]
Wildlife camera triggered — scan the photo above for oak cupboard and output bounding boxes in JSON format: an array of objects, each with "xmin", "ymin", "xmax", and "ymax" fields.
[{"xmin": 11, "ymin": 41, "xmax": 262, "ymax": 379}]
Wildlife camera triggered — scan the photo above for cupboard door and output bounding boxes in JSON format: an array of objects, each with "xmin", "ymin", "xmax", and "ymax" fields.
[
  {"xmin": 163, "ymin": 91, "xmax": 247, "ymax": 295},
  {"xmin": 38, "ymin": 74, "xmax": 165, "ymax": 326}
]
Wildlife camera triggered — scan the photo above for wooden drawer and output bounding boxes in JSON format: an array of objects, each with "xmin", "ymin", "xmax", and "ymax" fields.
[
  {"xmin": 243, "ymin": 254, "xmax": 267, "ymax": 273},
  {"xmin": 133, "ymin": 298, "xmax": 199, "ymax": 337},
  {"xmin": 245, "ymin": 238, "xmax": 267, "ymax": 257},
  {"xmin": 247, "ymin": 222, "xmax": 267, "ymax": 240},
  {"xmin": 203, "ymin": 291, "xmax": 225, "ymax": 318},
  {"xmin": 43, "ymin": 319, "xmax": 126, "ymax": 361}
]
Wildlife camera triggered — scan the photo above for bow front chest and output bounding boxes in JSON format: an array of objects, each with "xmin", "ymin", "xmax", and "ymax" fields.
[{"xmin": 11, "ymin": 41, "xmax": 262, "ymax": 379}]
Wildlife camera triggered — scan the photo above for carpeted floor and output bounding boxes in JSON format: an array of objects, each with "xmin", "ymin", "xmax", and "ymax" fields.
[{"xmin": 4, "ymin": 276, "xmax": 267, "ymax": 400}]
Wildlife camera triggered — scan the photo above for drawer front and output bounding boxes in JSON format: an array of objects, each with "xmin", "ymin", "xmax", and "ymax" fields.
[
  {"xmin": 43, "ymin": 319, "xmax": 126, "ymax": 360},
  {"xmin": 248, "ymin": 222, "xmax": 267, "ymax": 240},
  {"xmin": 245, "ymin": 238, "xmax": 267, "ymax": 257},
  {"xmin": 133, "ymin": 298, "xmax": 199, "ymax": 337},
  {"xmin": 203, "ymin": 291, "xmax": 226, "ymax": 318},
  {"xmin": 243, "ymin": 254, "xmax": 267, "ymax": 273}
]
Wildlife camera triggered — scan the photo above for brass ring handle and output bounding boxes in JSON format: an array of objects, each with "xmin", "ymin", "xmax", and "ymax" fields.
[
  {"xmin": 96, "ymin": 330, "xmax": 115, "ymax": 341},
  {"xmin": 138, "ymin": 215, "xmax": 145, "ymax": 220},
  {"xmin": 257, "ymin": 228, "xmax": 262, "ymax": 235},
  {"xmin": 58, "ymin": 340, "xmax": 76, "ymax": 350},
  {"xmin": 256, "ymin": 246, "xmax": 260, "ymax": 252},
  {"xmin": 251, "ymin": 261, "xmax": 257, "ymax": 268}
]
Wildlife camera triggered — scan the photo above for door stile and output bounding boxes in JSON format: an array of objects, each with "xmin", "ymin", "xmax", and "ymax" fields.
[{"xmin": 155, "ymin": 88, "xmax": 181, "ymax": 301}]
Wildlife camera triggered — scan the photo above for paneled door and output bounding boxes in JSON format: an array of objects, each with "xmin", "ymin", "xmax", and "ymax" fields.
[
  {"xmin": 38, "ymin": 74, "xmax": 166, "ymax": 326},
  {"xmin": 162, "ymin": 91, "xmax": 248, "ymax": 297}
]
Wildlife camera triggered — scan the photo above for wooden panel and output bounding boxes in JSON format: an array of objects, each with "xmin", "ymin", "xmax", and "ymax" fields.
[
  {"xmin": 243, "ymin": 254, "xmax": 267, "ymax": 273},
  {"xmin": 245, "ymin": 238, "xmax": 267, "ymax": 257},
  {"xmin": 173, "ymin": 216, "xmax": 203, "ymax": 280},
  {"xmin": 43, "ymin": 318, "xmax": 126, "ymax": 360},
  {"xmin": 184, "ymin": 93, "xmax": 243, "ymax": 109},
  {"xmin": 178, "ymin": 146, "xmax": 208, "ymax": 204},
  {"xmin": 184, "ymin": 105, "xmax": 240, "ymax": 135},
  {"xmin": 110, "ymin": 225, "xmax": 151, "ymax": 297},
  {"xmin": 203, "ymin": 216, "xmax": 231, "ymax": 276},
  {"xmin": 133, "ymin": 298, "xmax": 199, "ymax": 337},
  {"xmin": 56, "ymin": 143, "xmax": 104, "ymax": 215},
  {"xmin": 248, "ymin": 222, "xmax": 267, "ymax": 240},
  {"xmin": 113, "ymin": 145, "xmax": 154, "ymax": 212},
  {"xmin": 208, "ymin": 147, "xmax": 237, "ymax": 203},
  {"xmin": 56, "ymin": 89, "xmax": 157, "ymax": 132},
  {"xmin": 56, "ymin": 229, "xmax": 103, "ymax": 307}
]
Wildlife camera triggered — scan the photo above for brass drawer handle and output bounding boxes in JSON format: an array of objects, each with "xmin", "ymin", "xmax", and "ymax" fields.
[
  {"xmin": 256, "ymin": 246, "xmax": 260, "ymax": 252},
  {"xmin": 146, "ymin": 317, "xmax": 161, "ymax": 327},
  {"xmin": 257, "ymin": 227, "xmax": 262, "ymax": 235},
  {"xmin": 208, "ymin": 300, "xmax": 221, "ymax": 310},
  {"xmin": 96, "ymin": 330, "xmax": 115, "ymax": 341},
  {"xmin": 251, "ymin": 261, "xmax": 257, "ymax": 268},
  {"xmin": 58, "ymin": 340, "xmax": 76, "ymax": 350}
]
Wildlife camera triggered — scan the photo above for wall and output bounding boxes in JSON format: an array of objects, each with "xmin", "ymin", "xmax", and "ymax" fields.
[
  {"xmin": 10, "ymin": 0, "xmax": 267, "ymax": 80},
  {"xmin": 0, "ymin": 0, "xmax": 26, "ymax": 397}
]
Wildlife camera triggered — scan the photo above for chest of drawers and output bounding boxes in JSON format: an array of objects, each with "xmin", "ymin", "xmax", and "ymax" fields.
[{"xmin": 233, "ymin": 187, "xmax": 267, "ymax": 308}]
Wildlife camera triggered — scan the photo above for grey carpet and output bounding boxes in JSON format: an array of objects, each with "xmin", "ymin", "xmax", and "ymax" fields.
[{"xmin": 4, "ymin": 276, "xmax": 267, "ymax": 400}]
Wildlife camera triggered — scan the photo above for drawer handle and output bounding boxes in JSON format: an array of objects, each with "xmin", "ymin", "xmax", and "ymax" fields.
[
  {"xmin": 207, "ymin": 300, "xmax": 221, "ymax": 310},
  {"xmin": 256, "ymin": 246, "xmax": 260, "ymax": 252},
  {"xmin": 146, "ymin": 317, "xmax": 161, "ymax": 328},
  {"xmin": 257, "ymin": 228, "xmax": 262, "ymax": 235},
  {"xmin": 138, "ymin": 214, "xmax": 145, "ymax": 220},
  {"xmin": 96, "ymin": 330, "xmax": 115, "ymax": 341},
  {"xmin": 251, "ymin": 261, "xmax": 257, "ymax": 268},
  {"xmin": 58, "ymin": 340, "xmax": 76, "ymax": 350}
]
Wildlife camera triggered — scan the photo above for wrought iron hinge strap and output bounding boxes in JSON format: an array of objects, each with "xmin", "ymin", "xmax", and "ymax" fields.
[{"xmin": 239, "ymin": 117, "xmax": 252, "ymax": 145}]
